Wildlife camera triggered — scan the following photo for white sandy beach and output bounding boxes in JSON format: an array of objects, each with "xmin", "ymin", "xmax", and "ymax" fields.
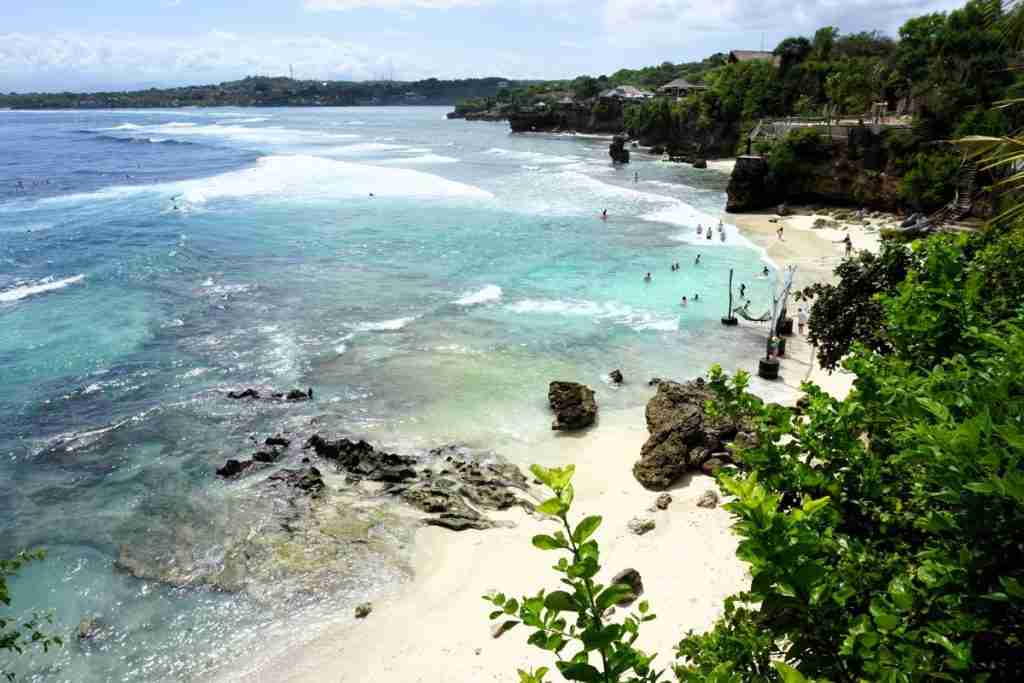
[{"xmin": 226, "ymin": 194, "xmax": 886, "ymax": 683}]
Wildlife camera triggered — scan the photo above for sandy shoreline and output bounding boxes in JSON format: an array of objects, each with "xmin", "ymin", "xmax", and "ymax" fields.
[{"xmin": 227, "ymin": 199, "xmax": 886, "ymax": 683}]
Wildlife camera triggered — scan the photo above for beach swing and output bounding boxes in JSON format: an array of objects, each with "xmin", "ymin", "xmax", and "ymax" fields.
[{"xmin": 733, "ymin": 303, "xmax": 772, "ymax": 323}]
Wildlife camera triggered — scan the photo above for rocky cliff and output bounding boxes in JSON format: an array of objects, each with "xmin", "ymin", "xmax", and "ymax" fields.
[
  {"xmin": 727, "ymin": 127, "xmax": 905, "ymax": 213},
  {"xmin": 508, "ymin": 101, "xmax": 624, "ymax": 134}
]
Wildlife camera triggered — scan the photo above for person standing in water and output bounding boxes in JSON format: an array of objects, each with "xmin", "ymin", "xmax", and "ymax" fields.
[
  {"xmin": 634, "ymin": 171, "xmax": 639, "ymax": 183},
  {"xmin": 601, "ymin": 209, "xmax": 608, "ymax": 220},
  {"xmin": 694, "ymin": 254, "xmax": 701, "ymax": 265},
  {"xmin": 643, "ymin": 272, "xmax": 652, "ymax": 283},
  {"xmin": 739, "ymin": 283, "xmax": 747, "ymax": 299},
  {"xmin": 762, "ymin": 266, "xmax": 770, "ymax": 277},
  {"xmin": 680, "ymin": 296, "xmax": 688, "ymax": 306}
]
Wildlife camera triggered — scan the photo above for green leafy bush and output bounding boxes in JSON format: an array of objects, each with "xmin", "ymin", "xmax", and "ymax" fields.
[
  {"xmin": 485, "ymin": 464, "xmax": 661, "ymax": 683},
  {"xmin": 898, "ymin": 151, "xmax": 960, "ymax": 211},
  {"xmin": 676, "ymin": 347, "xmax": 1024, "ymax": 681}
]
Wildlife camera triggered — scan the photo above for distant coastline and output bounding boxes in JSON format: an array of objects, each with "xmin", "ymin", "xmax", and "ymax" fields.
[{"xmin": 0, "ymin": 75, "xmax": 523, "ymax": 110}]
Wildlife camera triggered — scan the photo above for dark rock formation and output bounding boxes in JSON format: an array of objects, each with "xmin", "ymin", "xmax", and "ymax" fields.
[
  {"xmin": 548, "ymin": 381, "xmax": 597, "ymax": 431},
  {"xmin": 267, "ymin": 466, "xmax": 325, "ymax": 496},
  {"xmin": 226, "ymin": 387, "xmax": 313, "ymax": 402},
  {"xmin": 692, "ymin": 159, "xmax": 707, "ymax": 169},
  {"xmin": 508, "ymin": 100, "xmax": 624, "ymax": 135},
  {"xmin": 227, "ymin": 388, "xmax": 260, "ymax": 400},
  {"xmin": 654, "ymin": 493, "xmax": 673, "ymax": 510},
  {"xmin": 610, "ymin": 369, "xmax": 624, "ymax": 384},
  {"xmin": 632, "ymin": 378, "xmax": 754, "ymax": 490},
  {"xmin": 726, "ymin": 156, "xmax": 772, "ymax": 213},
  {"xmin": 355, "ymin": 602, "xmax": 373, "ymax": 619},
  {"xmin": 304, "ymin": 435, "xmax": 533, "ymax": 529},
  {"xmin": 609, "ymin": 135, "xmax": 630, "ymax": 164},
  {"xmin": 265, "ymin": 435, "xmax": 291, "ymax": 448},
  {"xmin": 696, "ymin": 489, "xmax": 720, "ymax": 509},
  {"xmin": 216, "ymin": 458, "xmax": 255, "ymax": 478},
  {"xmin": 610, "ymin": 568, "xmax": 644, "ymax": 605}
]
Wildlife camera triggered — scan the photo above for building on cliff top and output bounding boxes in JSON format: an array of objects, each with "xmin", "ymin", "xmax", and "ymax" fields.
[
  {"xmin": 658, "ymin": 78, "xmax": 708, "ymax": 98},
  {"xmin": 599, "ymin": 85, "xmax": 654, "ymax": 101},
  {"xmin": 728, "ymin": 50, "xmax": 781, "ymax": 67}
]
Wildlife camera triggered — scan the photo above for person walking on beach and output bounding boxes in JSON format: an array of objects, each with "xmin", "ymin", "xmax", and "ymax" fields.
[
  {"xmin": 837, "ymin": 234, "xmax": 853, "ymax": 256},
  {"xmin": 798, "ymin": 306, "xmax": 808, "ymax": 335},
  {"xmin": 776, "ymin": 225, "xmax": 784, "ymax": 241}
]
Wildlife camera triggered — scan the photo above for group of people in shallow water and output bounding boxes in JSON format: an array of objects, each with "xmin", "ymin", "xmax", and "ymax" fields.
[
  {"xmin": 644, "ymin": 261, "xmax": 772, "ymax": 309},
  {"xmin": 696, "ymin": 220, "xmax": 727, "ymax": 242}
]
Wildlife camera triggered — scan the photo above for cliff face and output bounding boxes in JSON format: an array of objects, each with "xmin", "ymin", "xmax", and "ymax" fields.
[
  {"xmin": 508, "ymin": 101, "xmax": 624, "ymax": 134},
  {"xmin": 727, "ymin": 128, "xmax": 904, "ymax": 213},
  {"xmin": 632, "ymin": 111, "xmax": 740, "ymax": 160}
]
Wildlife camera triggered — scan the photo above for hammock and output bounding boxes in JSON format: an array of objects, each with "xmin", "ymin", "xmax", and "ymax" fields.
[{"xmin": 734, "ymin": 304, "xmax": 772, "ymax": 323}]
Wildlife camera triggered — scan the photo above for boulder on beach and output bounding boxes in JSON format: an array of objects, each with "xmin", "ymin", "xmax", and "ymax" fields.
[
  {"xmin": 627, "ymin": 516, "xmax": 655, "ymax": 535},
  {"xmin": 609, "ymin": 369, "xmax": 624, "ymax": 384},
  {"xmin": 548, "ymin": 381, "xmax": 597, "ymax": 431},
  {"xmin": 632, "ymin": 378, "xmax": 754, "ymax": 490}
]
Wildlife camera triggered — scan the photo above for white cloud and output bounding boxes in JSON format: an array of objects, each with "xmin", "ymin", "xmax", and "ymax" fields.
[
  {"xmin": 305, "ymin": 0, "xmax": 486, "ymax": 9},
  {"xmin": 0, "ymin": 32, "xmax": 435, "ymax": 90},
  {"xmin": 602, "ymin": 0, "xmax": 965, "ymax": 45}
]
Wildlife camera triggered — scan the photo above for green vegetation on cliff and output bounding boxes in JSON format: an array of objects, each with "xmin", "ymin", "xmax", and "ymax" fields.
[{"xmin": 0, "ymin": 76, "xmax": 523, "ymax": 109}]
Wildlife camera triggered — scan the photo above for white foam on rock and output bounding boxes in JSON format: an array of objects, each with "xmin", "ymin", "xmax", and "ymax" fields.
[
  {"xmin": 0, "ymin": 274, "xmax": 85, "ymax": 303},
  {"xmin": 454, "ymin": 285, "xmax": 502, "ymax": 306}
]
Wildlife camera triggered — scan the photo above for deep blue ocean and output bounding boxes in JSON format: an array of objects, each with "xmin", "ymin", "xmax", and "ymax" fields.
[{"xmin": 0, "ymin": 107, "xmax": 776, "ymax": 681}]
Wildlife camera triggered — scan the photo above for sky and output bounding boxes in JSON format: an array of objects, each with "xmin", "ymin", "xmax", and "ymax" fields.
[{"xmin": 0, "ymin": 0, "xmax": 968, "ymax": 93}]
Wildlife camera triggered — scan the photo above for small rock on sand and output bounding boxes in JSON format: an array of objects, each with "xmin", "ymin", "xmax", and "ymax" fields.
[
  {"xmin": 696, "ymin": 490, "xmax": 719, "ymax": 509},
  {"xmin": 654, "ymin": 493, "xmax": 673, "ymax": 510},
  {"xmin": 628, "ymin": 516, "xmax": 656, "ymax": 535},
  {"xmin": 355, "ymin": 602, "xmax": 373, "ymax": 619}
]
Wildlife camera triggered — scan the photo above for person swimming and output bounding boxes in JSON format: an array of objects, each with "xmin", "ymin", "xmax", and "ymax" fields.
[
  {"xmin": 693, "ymin": 293, "xmax": 699, "ymax": 302},
  {"xmin": 762, "ymin": 266, "xmax": 770, "ymax": 276},
  {"xmin": 643, "ymin": 272, "xmax": 652, "ymax": 283},
  {"xmin": 739, "ymin": 283, "xmax": 746, "ymax": 298},
  {"xmin": 680, "ymin": 296, "xmax": 688, "ymax": 306}
]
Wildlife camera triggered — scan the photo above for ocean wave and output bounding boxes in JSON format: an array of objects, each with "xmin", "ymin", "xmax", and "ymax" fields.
[
  {"xmin": 454, "ymin": 284, "xmax": 502, "ymax": 306},
  {"xmin": 350, "ymin": 316, "xmax": 417, "ymax": 332},
  {"xmin": 378, "ymin": 154, "xmax": 459, "ymax": 165},
  {"xmin": 109, "ymin": 123, "xmax": 142, "ymax": 130},
  {"xmin": 507, "ymin": 298, "xmax": 677, "ymax": 332},
  {"xmin": 484, "ymin": 148, "xmax": 578, "ymax": 165},
  {"xmin": 322, "ymin": 142, "xmax": 411, "ymax": 156},
  {"xmin": 173, "ymin": 155, "xmax": 493, "ymax": 204},
  {"xmin": 0, "ymin": 274, "xmax": 85, "ymax": 303}
]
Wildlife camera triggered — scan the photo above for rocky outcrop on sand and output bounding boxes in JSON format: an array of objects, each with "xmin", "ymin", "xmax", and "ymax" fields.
[
  {"xmin": 632, "ymin": 378, "xmax": 752, "ymax": 490},
  {"xmin": 548, "ymin": 381, "xmax": 597, "ymax": 431},
  {"xmin": 304, "ymin": 436, "xmax": 534, "ymax": 530}
]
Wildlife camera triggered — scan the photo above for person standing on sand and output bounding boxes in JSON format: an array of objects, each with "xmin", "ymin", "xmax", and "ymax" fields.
[
  {"xmin": 798, "ymin": 306, "xmax": 808, "ymax": 335},
  {"xmin": 837, "ymin": 234, "xmax": 853, "ymax": 256},
  {"xmin": 776, "ymin": 225, "xmax": 784, "ymax": 240}
]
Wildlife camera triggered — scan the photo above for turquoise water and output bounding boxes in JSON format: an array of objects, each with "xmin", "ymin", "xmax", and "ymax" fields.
[{"xmin": 1, "ymin": 107, "xmax": 774, "ymax": 681}]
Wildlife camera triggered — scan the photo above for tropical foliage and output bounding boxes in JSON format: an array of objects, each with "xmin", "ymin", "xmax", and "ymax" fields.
[{"xmin": 1, "ymin": 551, "xmax": 62, "ymax": 682}]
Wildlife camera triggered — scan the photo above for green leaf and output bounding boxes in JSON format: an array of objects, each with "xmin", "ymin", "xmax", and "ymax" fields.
[
  {"xmin": 532, "ymin": 534, "xmax": 566, "ymax": 551},
  {"xmin": 573, "ymin": 516, "xmax": 602, "ymax": 544},
  {"xmin": 559, "ymin": 483, "xmax": 575, "ymax": 507},
  {"xmin": 536, "ymin": 498, "xmax": 565, "ymax": 517},
  {"xmin": 504, "ymin": 598, "xmax": 519, "ymax": 615},
  {"xmin": 596, "ymin": 584, "xmax": 634, "ymax": 611},
  {"xmin": 557, "ymin": 661, "xmax": 603, "ymax": 682},
  {"xmin": 801, "ymin": 495, "xmax": 831, "ymax": 514},
  {"xmin": 772, "ymin": 662, "xmax": 807, "ymax": 683},
  {"xmin": 544, "ymin": 590, "xmax": 579, "ymax": 612},
  {"xmin": 530, "ymin": 464, "xmax": 554, "ymax": 488}
]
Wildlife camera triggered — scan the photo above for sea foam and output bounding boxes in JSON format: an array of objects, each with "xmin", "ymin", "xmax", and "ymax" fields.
[
  {"xmin": 454, "ymin": 285, "xmax": 502, "ymax": 306},
  {"xmin": 0, "ymin": 274, "xmax": 85, "ymax": 303}
]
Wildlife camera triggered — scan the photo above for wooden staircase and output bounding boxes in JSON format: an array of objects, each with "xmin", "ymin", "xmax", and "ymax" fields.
[{"xmin": 929, "ymin": 160, "xmax": 978, "ymax": 228}]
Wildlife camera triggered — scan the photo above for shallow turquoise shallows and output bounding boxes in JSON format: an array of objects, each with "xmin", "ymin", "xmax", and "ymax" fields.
[{"xmin": 0, "ymin": 107, "xmax": 777, "ymax": 681}]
